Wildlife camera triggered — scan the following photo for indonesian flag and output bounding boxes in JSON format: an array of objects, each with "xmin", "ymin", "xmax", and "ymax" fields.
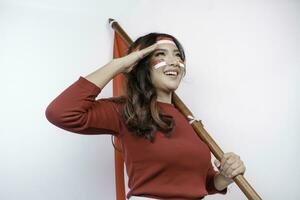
[{"xmin": 112, "ymin": 30, "xmax": 128, "ymax": 200}]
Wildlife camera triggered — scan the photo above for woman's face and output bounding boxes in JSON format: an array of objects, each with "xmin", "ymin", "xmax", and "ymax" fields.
[{"xmin": 149, "ymin": 42, "xmax": 185, "ymax": 93}]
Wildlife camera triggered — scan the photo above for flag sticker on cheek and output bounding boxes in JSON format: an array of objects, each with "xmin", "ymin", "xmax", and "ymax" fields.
[
  {"xmin": 153, "ymin": 61, "xmax": 167, "ymax": 69},
  {"xmin": 179, "ymin": 62, "xmax": 185, "ymax": 68}
]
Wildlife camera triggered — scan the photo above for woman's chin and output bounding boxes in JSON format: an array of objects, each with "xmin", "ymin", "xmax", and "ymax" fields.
[{"xmin": 165, "ymin": 83, "xmax": 180, "ymax": 92}]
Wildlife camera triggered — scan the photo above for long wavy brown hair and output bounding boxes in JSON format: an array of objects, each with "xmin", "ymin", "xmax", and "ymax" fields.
[{"xmin": 112, "ymin": 32, "xmax": 186, "ymax": 143}]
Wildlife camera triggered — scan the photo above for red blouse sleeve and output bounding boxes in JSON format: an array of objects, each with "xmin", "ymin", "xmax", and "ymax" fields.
[
  {"xmin": 206, "ymin": 162, "xmax": 228, "ymax": 195},
  {"xmin": 45, "ymin": 76, "xmax": 122, "ymax": 136}
]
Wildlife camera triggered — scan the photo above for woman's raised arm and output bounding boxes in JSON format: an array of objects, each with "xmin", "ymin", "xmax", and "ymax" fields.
[{"xmin": 45, "ymin": 43, "xmax": 158, "ymax": 135}]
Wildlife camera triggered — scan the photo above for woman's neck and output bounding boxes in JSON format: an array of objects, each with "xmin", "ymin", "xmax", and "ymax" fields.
[{"xmin": 156, "ymin": 90, "xmax": 172, "ymax": 104}]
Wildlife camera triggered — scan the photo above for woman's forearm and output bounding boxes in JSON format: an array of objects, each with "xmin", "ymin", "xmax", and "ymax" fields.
[
  {"xmin": 84, "ymin": 60, "xmax": 124, "ymax": 89},
  {"xmin": 214, "ymin": 172, "xmax": 234, "ymax": 191}
]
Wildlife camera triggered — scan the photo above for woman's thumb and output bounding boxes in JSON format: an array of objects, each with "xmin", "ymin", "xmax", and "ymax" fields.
[{"xmin": 214, "ymin": 159, "xmax": 221, "ymax": 169}]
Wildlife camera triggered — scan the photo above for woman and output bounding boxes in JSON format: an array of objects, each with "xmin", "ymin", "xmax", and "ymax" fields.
[{"xmin": 45, "ymin": 33, "xmax": 246, "ymax": 200}]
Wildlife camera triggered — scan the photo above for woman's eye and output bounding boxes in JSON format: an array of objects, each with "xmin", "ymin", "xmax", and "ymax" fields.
[
  {"xmin": 176, "ymin": 53, "xmax": 183, "ymax": 61},
  {"xmin": 155, "ymin": 52, "xmax": 165, "ymax": 56},
  {"xmin": 154, "ymin": 52, "xmax": 182, "ymax": 60}
]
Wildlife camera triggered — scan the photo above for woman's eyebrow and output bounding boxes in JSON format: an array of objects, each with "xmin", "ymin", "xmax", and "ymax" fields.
[{"xmin": 154, "ymin": 48, "xmax": 180, "ymax": 52}]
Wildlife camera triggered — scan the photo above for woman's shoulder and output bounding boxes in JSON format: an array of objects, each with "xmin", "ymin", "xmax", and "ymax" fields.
[{"xmin": 93, "ymin": 96, "xmax": 127, "ymax": 122}]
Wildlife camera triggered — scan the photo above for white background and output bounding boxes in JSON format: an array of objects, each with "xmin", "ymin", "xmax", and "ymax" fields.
[{"xmin": 1, "ymin": 0, "xmax": 299, "ymax": 199}]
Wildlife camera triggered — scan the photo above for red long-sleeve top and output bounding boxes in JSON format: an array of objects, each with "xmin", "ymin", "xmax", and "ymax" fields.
[{"xmin": 45, "ymin": 76, "xmax": 227, "ymax": 200}]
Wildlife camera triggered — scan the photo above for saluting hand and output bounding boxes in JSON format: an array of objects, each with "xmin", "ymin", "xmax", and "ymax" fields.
[{"xmin": 114, "ymin": 43, "xmax": 158, "ymax": 73}]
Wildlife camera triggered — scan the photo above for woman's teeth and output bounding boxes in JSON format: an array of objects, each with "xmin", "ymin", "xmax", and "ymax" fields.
[{"xmin": 164, "ymin": 71, "xmax": 178, "ymax": 76}]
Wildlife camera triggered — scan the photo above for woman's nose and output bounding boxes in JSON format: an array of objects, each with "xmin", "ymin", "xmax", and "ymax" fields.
[{"xmin": 165, "ymin": 56, "xmax": 180, "ymax": 67}]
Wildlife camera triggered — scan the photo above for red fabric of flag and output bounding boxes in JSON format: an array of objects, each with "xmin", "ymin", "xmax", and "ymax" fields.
[{"xmin": 112, "ymin": 31, "xmax": 128, "ymax": 200}]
